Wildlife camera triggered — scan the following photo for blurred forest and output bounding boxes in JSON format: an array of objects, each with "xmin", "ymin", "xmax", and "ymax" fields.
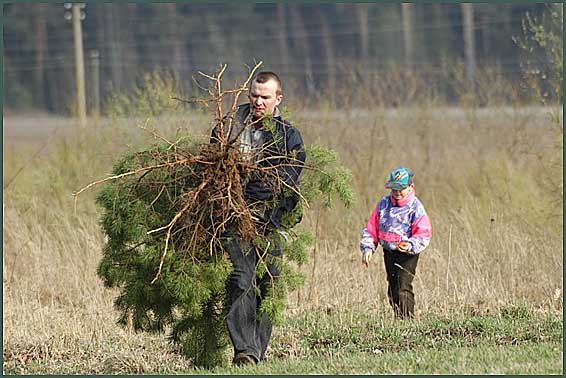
[{"xmin": 2, "ymin": 3, "xmax": 554, "ymax": 114}]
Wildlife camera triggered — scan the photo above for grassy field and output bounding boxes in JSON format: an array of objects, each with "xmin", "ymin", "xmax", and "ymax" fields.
[
  {"xmin": 3, "ymin": 306, "xmax": 562, "ymax": 374},
  {"xmin": 3, "ymin": 104, "xmax": 563, "ymax": 374}
]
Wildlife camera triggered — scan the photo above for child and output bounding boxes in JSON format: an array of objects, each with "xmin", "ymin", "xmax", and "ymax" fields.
[{"xmin": 360, "ymin": 167, "xmax": 432, "ymax": 318}]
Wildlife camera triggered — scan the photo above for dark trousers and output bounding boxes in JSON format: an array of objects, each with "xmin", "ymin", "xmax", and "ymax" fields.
[
  {"xmin": 224, "ymin": 234, "xmax": 281, "ymax": 362},
  {"xmin": 383, "ymin": 250, "xmax": 419, "ymax": 318}
]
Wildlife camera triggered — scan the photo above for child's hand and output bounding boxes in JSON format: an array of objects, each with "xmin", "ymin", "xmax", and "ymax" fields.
[
  {"xmin": 362, "ymin": 250, "xmax": 373, "ymax": 267},
  {"xmin": 397, "ymin": 241, "xmax": 411, "ymax": 253}
]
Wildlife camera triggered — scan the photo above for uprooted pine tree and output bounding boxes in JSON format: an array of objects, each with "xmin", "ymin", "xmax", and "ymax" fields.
[{"xmin": 74, "ymin": 63, "xmax": 355, "ymax": 368}]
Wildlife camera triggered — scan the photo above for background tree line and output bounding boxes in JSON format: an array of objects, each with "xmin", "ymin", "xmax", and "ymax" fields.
[{"xmin": 3, "ymin": 3, "xmax": 552, "ymax": 114}]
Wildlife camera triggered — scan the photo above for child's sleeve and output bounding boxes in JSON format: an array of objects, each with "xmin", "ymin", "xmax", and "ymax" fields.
[
  {"xmin": 360, "ymin": 205, "xmax": 380, "ymax": 253},
  {"xmin": 406, "ymin": 204, "xmax": 432, "ymax": 254}
]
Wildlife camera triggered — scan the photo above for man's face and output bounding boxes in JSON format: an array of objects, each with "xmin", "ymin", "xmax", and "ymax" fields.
[{"xmin": 248, "ymin": 79, "xmax": 282, "ymax": 119}]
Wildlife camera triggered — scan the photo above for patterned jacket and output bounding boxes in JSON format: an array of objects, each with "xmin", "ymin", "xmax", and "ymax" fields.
[{"xmin": 360, "ymin": 190, "xmax": 431, "ymax": 255}]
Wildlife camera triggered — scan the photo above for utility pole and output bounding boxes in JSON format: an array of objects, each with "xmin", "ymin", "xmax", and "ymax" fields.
[
  {"xmin": 65, "ymin": 3, "xmax": 87, "ymax": 128},
  {"xmin": 356, "ymin": 4, "xmax": 369, "ymax": 67},
  {"xmin": 401, "ymin": 3, "xmax": 414, "ymax": 70}
]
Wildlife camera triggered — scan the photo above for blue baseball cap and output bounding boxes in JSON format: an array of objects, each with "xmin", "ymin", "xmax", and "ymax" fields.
[{"xmin": 385, "ymin": 167, "xmax": 414, "ymax": 190}]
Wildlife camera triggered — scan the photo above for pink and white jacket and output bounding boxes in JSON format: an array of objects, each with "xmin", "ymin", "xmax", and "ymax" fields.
[{"xmin": 360, "ymin": 190, "xmax": 431, "ymax": 255}]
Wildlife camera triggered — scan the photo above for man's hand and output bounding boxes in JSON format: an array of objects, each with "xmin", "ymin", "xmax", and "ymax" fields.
[
  {"xmin": 396, "ymin": 241, "xmax": 411, "ymax": 253},
  {"xmin": 362, "ymin": 250, "xmax": 373, "ymax": 267}
]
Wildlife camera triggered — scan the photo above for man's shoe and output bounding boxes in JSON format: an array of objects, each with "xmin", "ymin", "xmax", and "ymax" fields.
[{"xmin": 233, "ymin": 352, "xmax": 256, "ymax": 365}]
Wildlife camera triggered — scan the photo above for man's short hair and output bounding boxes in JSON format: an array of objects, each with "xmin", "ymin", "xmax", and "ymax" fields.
[{"xmin": 253, "ymin": 71, "xmax": 282, "ymax": 96}]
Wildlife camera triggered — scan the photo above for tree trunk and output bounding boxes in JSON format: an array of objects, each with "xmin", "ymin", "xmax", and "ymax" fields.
[
  {"xmin": 317, "ymin": 7, "xmax": 336, "ymax": 101},
  {"xmin": 356, "ymin": 3, "xmax": 369, "ymax": 66},
  {"xmin": 105, "ymin": 4, "xmax": 124, "ymax": 90},
  {"xmin": 165, "ymin": 3, "xmax": 187, "ymax": 78},
  {"xmin": 33, "ymin": 3, "xmax": 47, "ymax": 108},
  {"xmin": 289, "ymin": 5, "xmax": 315, "ymax": 97},
  {"xmin": 480, "ymin": 7, "xmax": 491, "ymax": 58},
  {"xmin": 123, "ymin": 4, "xmax": 139, "ymax": 84},
  {"xmin": 276, "ymin": 4, "xmax": 290, "ymax": 79},
  {"xmin": 461, "ymin": 3, "xmax": 476, "ymax": 92},
  {"xmin": 431, "ymin": 3, "xmax": 446, "ymax": 58},
  {"xmin": 93, "ymin": 4, "xmax": 107, "ymax": 103},
  {"xmin": 401, "ymin": 3, "xmax": 414, "ymax": 69}
]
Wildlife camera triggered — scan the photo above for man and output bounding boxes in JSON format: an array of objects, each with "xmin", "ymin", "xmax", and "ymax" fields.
[{"xmin": 213, "ymin": 71, "xmax": 306, "ymax": 365}]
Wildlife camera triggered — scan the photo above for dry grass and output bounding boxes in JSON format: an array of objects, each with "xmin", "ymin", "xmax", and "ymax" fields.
[
  {"xmin": 288, "ymin": 105, "xmax": 562, "ymax": 316},
  {"xmin": 3, "ymin": 104, "xmax": 562, "ymax": 373}
]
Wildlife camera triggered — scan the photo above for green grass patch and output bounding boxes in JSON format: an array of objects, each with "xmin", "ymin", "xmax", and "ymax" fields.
[
  {"xmin": 4, "ymin": 305, "xmax": 561, "ymax": 374},
  {"xmin": 235, "ymin": 342, "xmax": 561, "ymax": 374},
  {"xmin": 201, "ymin": 306, "xmax": 561, "ymax": 374}
]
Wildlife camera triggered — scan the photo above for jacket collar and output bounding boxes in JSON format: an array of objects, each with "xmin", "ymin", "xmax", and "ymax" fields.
[
  {"xmin": 239, "ymin": 103, "xmax": 281, "ymax": 120},
  {"xmin": 389, "ymin": 189, "xmax": 416, "ymax": 207},
  {"xmin": 244, "ymin": 105, "xmax": 281, "ymax": 127},
  {"xmin": 232, "ymin": 103, "xmax": 284, "ymax": 142}
]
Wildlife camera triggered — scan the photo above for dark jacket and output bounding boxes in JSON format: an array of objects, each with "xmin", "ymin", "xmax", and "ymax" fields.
[{"xmin": 211, "ymin": 103, "xmax": 306, "ymax": 228}]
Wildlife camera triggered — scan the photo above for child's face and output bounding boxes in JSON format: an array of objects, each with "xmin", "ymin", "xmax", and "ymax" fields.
[{"xmin": 391, "ymin": 183, "xmax": 414, "ymax": 201}]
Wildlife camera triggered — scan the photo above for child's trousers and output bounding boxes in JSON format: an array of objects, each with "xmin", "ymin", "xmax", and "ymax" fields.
[{"xmin": 383, "ymin": 250, "xmax": 420, "ymax": 318}]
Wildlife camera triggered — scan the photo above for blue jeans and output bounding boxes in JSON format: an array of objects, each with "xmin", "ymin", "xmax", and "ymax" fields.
[{"xmin": 224, "ymin": 233, "xmax": 281, "ymax": 361}]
